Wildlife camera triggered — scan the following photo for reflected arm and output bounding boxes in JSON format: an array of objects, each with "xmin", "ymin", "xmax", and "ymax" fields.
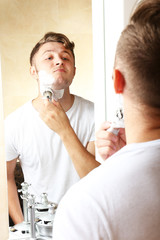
[
  {"xmin": 39, "ymin": 99, "xmax": 100, "ymax": 178},
  {"xmin": 61, "ymin": 129, "xmax": 100, "ymax": 178},
  {"xmin": 7, "ymin": 158, "xmax": 24, "ymax": 225}
]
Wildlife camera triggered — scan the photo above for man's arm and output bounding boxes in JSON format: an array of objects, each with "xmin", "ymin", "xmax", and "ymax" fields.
[
  {"xmin": 60, "ymin": 128, "xmax": 100, "ymax": 178},
  {"xmin": 39, "ymin": 100, "xmax": 100, "ymax": 178},
  {"xmin": 7, "ymin": 158, "xmax": 24, "ymax": 225}
]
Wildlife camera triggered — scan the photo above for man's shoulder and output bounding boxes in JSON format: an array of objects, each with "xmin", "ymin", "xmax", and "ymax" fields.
[
  {"xmin": 74, "ymin": 95, "xmax": 94, "ymax": 103},
  {"xmin": 74, "ymin": 95, "xmax": 94, "ymax": 109},
  {"xmin": 5, "ymin": 101, "xmax": 32, "ymax": 122}
]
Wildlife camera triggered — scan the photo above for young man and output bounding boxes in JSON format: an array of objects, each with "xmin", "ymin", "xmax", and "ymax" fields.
[
  {"xmin": 52, "ymin": 1, "xmax": 160, "ymax": 239},
  {"xmin": 5, "ymin": 32, "xmax": 100, "ymax": 224}
]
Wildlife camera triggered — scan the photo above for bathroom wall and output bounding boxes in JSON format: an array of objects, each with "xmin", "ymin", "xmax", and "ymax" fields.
[{"xmin": 0, "ymin": 0, "xmax": 93, "ymax": 118}]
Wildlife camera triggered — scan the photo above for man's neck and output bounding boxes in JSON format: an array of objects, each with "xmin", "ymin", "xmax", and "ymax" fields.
[
  {"xmin": 32, "ymin": 88, "xmax": 74, "ymax": 113},
  {"xmin": 58, "ymin": 90, "xmax": 74, "ymax": 112},
  {"xmin": 124, "ymin": 101, "xmax": 160, "ymax": 144}
]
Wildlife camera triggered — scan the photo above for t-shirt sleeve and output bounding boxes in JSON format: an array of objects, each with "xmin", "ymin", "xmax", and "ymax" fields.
[
  {"xmin": 4, "ymin": 117, "xmax": 19, "ymax": 161},
  {"xmin": 89, "ymin": 117, "xmax": 95, "ymax": 142},
  {"xmin": 87, "ymin": 101, "xmax": 95, "ymax": 142}
]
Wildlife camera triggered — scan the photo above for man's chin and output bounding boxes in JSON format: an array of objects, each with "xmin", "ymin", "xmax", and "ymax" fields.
[{"xmin": 52, "ymin": 80, "xmax": 70, "ymax": 90}]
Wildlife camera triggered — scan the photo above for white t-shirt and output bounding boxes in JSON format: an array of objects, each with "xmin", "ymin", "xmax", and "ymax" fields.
[
  {"xmin": 5, "ymin": 95, "xmax": 95, "ymax": 203},
  {"xmin": 53, "ymin": 139, "xmax": 160, "ymax": 240}
]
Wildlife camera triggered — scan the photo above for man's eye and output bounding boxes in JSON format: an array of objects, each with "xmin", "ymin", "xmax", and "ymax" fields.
[
  {"xmin": 45, "ymin": 56, "xmax": 53, "ymax": 60},
  {"xmin": 62, "ymin": 57, "xmax": 68, "ymax": 60}
]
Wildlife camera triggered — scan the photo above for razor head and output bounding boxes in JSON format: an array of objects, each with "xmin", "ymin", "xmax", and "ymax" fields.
[
  {"xmin": 116, "ymin": 108, "xmax": 123, "ymax": 120},
  {"xmin": 43, "ymin": 90, "xmax": 53, "ymax": 101}
]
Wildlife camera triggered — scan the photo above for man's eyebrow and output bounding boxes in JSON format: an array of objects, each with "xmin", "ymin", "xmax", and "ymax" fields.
[
  {"xmin": 63, "ymin": 50, "xmax": 72, "ymax": 57},
  {"xmin": 42, "ymin": 50, "xmax": 72, "ymax": 57},
  {"xmin": 42, "ymin": 50, "xmax": 53, "ymax": 56}
]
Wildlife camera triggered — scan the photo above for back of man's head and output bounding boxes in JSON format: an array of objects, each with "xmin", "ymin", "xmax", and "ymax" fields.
[
  {"xmin": 115, "ymin": 0, "xmax": 160, "ymax": 110},
  {"xmin": 130, "ymin": 0, "xmax": 160, "ymax": 25}
]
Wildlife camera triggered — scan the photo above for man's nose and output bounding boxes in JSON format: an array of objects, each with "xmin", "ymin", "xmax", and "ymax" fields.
[{"xmin": 55, "ymin": 57, "xmax": 63, "ymax": 66}]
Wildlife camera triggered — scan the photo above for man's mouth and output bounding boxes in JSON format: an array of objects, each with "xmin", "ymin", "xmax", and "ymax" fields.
[{"xmin": 54, "ymin": 68, "xmax": 65, "ymax": 73}]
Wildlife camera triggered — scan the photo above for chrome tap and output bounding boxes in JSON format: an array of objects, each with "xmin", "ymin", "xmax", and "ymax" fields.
[
  {"xmin": 28, "ymin": 194, "xmax": 36, "ymax": 239},
  {"xmin": 18, "ymin": 182, "xmax": 31, "ymax": 223}
]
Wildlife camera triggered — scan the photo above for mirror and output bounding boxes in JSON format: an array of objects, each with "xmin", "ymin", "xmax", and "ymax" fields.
[
  {"xmin": 0, "ymin": 0, "xmax": 94, "ymax": 234},
  {"xmin": 0, "ymin": 0, "xmax": 138, "ymax": 237}
]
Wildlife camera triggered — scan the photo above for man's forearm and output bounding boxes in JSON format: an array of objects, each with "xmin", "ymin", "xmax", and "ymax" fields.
[
  {"xmin": 8, "ymin": 179, "xmax": 24, "ymax": 225},
  {"xmin": 60, "ymin": 126, "xmax": 100, "ymax": 178}
]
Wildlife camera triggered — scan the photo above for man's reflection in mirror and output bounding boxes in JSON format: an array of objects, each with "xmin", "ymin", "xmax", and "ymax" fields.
[{"xmin": 5, "ymin": 32, "xmax": 100, "ymax": 225}]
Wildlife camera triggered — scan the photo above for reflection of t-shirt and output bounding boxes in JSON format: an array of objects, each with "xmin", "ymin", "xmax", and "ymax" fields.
[
  {"xmin": 53, "ymin": 139, "xmax": 160, "ymax": 240},
  {"xmin": 5, "ymin": 95, "xmax": 95, "ymax": 203}
]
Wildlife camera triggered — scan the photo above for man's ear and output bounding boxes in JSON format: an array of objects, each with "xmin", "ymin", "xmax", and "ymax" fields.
[
  {"xmin": 30, "ymin": 66, "xmax": 38, "ymax": 80},
  {"xmin": 113, "ymin": 69, "xmax": 125, "ymax": 93}
]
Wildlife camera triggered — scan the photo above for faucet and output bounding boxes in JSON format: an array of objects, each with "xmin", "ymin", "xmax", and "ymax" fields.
[
  {"xmin": 28, "ymin": 194, "xmax": 36, "ymax": 239},
  {"xmin": 19, "ymin": 183, "xmax": 37, "ymax": 239},
  {"xmin": 18, "ymin": 182, "xmax": 31, "ymax": 223}
]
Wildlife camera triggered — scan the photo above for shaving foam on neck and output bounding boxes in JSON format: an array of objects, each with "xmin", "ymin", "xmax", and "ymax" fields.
[{"xmin": 38, "ymin": 70, "xmax": 64, "ymax": 100}]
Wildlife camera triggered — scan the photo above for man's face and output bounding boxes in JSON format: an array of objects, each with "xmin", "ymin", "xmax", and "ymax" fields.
[{"xmin": 32, "ymin": 42, "xmax": 76, "ymax": 90}]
